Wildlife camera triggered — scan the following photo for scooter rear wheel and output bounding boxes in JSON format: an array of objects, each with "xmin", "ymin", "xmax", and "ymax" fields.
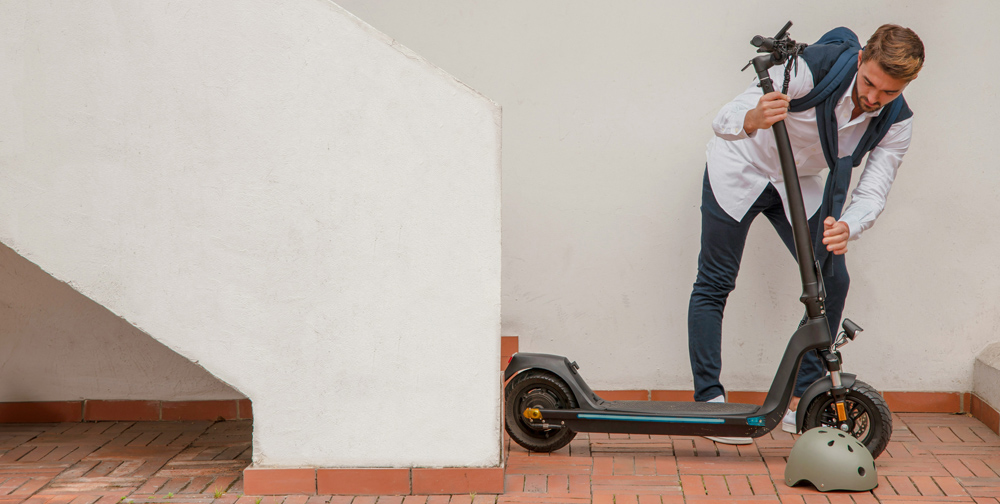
[
  {"xmin": 505, "ymin": 370, "xmax": 578, "ymax": 452},
  {"xmin": 802, "ymin": 380, "xmax": 892, "ymax": 458}
]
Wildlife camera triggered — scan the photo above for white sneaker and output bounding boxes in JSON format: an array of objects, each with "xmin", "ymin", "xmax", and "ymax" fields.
[
  {"xmin": 781, "ymin": 408, "xmax": 797, "ymax": 433},
  {"xmin": 704, "ymin": 395, "xmax": 753, "ymax": 445}
]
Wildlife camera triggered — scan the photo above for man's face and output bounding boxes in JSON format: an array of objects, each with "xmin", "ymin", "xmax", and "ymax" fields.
[{"xmin": 854, "ymin": 51, "xmax": 910, "ymax": 113}]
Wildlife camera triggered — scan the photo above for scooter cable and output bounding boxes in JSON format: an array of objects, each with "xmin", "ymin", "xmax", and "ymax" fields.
[{"xmin": 781, "ymin": 42, "xmax": 808, "ymax": 95}]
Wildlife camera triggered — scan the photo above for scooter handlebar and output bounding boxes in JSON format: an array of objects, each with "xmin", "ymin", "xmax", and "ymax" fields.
[
  {"xmin": 774, "ymin": 21, "xmax": 793, "ymax": 41},
  {"xmin": 750, "ymin": 21, "xmax": 796, "ymax": 63}
]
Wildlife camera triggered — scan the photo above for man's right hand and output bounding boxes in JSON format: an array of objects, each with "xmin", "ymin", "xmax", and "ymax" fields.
[{"xmin": 743, "ymin": 91, "xmax": 790, "ymax": 135}]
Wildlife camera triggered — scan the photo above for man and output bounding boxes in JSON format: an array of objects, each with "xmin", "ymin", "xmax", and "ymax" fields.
[{"xmin": 688, "ymin": 24, "xmax": 924, "ymax": 444}]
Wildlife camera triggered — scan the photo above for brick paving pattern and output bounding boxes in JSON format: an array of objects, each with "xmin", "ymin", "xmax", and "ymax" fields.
[{"xmin": 0, "ymin": 413, "xmax": 997, "ymax": 503}]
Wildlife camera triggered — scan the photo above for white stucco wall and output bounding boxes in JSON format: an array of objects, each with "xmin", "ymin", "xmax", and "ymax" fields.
[
  {"xmin": 0, "ymin": 0, "xmax": 501, "ymax": 469},
  {"xmin": 335, "ymin": 1, "xmax": 1000, "ymax": 394}
]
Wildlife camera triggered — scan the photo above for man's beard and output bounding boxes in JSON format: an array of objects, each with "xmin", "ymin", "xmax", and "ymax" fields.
[
  {"xmin": 853, "ymin": 84, "xmax": 883, "ymax": 112},
  {"xmin": 859, "ymin": 96, "xmax": 883, "ymax": 112}
]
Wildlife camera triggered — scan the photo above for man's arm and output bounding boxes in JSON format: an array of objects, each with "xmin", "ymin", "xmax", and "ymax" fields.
[
  {"xmin": 822, "ymin": 217, "xmax": 851, "ymax": 255},
  {"xmin": 835, "ymin": 117, "xmax": 914, "ymax": 243},
  {"xmin": 712, "ymin": 57, "xmax": 812, "ymax": 140},
  {"xmin": 744, "ymin": 92, "xmax": 791, "ymax": 136}
]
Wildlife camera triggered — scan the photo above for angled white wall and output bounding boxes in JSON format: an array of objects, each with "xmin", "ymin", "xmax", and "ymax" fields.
[{"xmin": 0, "ymin": 0, "xmax": 501, "ymax": 468}]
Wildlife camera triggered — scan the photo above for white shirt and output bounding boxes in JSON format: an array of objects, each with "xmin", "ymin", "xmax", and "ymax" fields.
[{"xmin": 706, "ymin": 57, "xmax": 912, "ymax": 240}]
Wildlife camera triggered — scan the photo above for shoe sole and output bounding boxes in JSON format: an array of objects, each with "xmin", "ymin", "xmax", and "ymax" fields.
[{"xmin": 704, "ymin": 436, "xmax": 753, "ymax": 445}]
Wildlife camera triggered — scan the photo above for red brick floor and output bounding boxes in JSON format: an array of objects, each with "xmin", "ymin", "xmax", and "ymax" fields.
[{"xmin": 0, "ymin": 413, "xmax": 998, "ymax": 503}]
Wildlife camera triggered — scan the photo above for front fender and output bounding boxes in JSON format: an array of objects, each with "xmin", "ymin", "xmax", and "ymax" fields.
[{"xmin": 796, "ymin": 373, "xmax": 857, "ymax": 432}]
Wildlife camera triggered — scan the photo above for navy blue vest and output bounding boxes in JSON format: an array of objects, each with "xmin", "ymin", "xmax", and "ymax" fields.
[{"xmin": 787, "ymin": 27, "xmax": 912, "ymax": 272}]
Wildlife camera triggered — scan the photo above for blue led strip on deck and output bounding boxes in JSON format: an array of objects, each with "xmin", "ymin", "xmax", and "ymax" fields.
[{"xmin": 577, "ymin": 413, "xmax": 725, "ymax": 424}]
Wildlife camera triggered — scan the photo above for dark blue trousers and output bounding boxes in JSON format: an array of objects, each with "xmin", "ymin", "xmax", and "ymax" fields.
[{"xmin": 688, "ymin": 169, "xmax": 849, "ymax": 402}]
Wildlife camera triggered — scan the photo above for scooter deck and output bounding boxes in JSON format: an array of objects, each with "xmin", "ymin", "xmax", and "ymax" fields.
[
  {"xmin": 539, "ymin": 399, "xmax": 768, "ymax": 437},
  {"xmin": 507, "ymin": 353, "xmax": 775, "ymax": 436},
  {"xmin": 597, "ymin": 400, "xmax": 759, "ymax": 415}
]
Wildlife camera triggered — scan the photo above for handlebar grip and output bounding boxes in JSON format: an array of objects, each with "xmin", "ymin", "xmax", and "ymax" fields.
[{"xmin": 774, "ymin": 21, "xmax": 792, "ymax": 40}]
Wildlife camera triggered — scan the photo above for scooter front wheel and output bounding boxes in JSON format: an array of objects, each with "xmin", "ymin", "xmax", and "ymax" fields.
[
  {"xmin": 504, "ymin": 370, "xmax": 578, "ymax": 452},
  {"xmin": 802, "ymin": 380, "xmax": 892, "ymax": 458}
]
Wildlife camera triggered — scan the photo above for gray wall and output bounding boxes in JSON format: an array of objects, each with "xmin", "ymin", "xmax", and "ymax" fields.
[
  {"xmin": 336, "ymin": 0, "xmax": 1000, "ymax": 393},
  {"xmin": 1, "ymin": 0, "xmax": 995, "ymax": 421},
  {"xmin": 0, "ymin": 242, "xmax": 243, "ymax": 401}
]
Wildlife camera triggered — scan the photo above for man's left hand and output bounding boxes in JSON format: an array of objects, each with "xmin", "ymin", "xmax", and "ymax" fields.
[{"xmin": 822, "ymin": 217, "xmax": 850, "ymax": 255}]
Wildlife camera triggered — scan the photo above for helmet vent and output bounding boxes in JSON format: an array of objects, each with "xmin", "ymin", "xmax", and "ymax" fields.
[
  {"xmin": 827, "ymin": 440, "xmax": 835, "ymax": 446},
  {"xmin": 858, "ymin": 467, "xmax": 866, "ymax": 477},
  {"xmin": 848, "ymin": 445, "xmax": 854, "ymax": 453},
  {"xmin": 838, "ymin": 433, "xmax": 846, "ymax": 438}
]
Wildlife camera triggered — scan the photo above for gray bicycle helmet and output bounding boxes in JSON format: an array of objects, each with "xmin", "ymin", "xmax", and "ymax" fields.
[{"xmin": 785, "ymin": 427, "xmax": 878, "ymax": 492}]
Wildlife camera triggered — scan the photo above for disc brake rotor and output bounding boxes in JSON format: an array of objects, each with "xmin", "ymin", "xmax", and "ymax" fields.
[{"xmin": 821, "ymin": 399, "xmax": 870, "ymax": 441}]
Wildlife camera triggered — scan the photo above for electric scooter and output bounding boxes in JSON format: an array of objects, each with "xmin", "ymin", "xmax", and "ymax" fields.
[{"xmin": 504, "ymin": 22, "xmax": 893, "ymax": 458}]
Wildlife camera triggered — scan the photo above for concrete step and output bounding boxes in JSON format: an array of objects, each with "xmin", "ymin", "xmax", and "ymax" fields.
[{"xmin": 974, "ymin": 342, "xmax": 1000, "ymax": 434}]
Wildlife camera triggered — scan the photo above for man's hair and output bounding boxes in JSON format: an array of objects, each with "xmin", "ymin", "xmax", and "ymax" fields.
[{"xmin": 861, "ymin": 24, "xmax": 925, "ymax": 81}]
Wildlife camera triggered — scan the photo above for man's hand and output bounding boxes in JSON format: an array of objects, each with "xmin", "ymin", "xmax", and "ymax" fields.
[
  {"xmin": 822, "ymin": 217, "xmax": 850, "ymax": 255},
  {"xmin": 743, "ymin": 91, "xmax": 790, "ymax": 135}
]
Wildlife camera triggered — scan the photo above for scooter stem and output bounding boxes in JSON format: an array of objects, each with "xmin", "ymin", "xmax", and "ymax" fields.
[{"xmin": 750, "ymin": 53, "xmax": 826, "ymax": 319}]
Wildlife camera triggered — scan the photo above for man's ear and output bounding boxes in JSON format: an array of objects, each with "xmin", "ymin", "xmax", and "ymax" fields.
[{"xmin": 857, "ymin": 49, "xmax": 863, "ymax": 69}]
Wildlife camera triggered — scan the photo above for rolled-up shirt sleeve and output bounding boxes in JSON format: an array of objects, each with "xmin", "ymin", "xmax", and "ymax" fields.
[
  {"xmin": 839, "ymin": 117, "xmax": 913, "ymax": 240},
  {"xmin": 712, "ymin": 82, "xmax": 761, "ymax": 141}
]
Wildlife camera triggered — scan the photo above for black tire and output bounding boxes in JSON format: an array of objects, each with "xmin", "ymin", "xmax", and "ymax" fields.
[
  {"xmin": 504, "ymin": 370, "xmax": 578, "ymax": 452},
  {"xmin": 802, "ymin": 379, "xmax": 892, "ymax": 458}
]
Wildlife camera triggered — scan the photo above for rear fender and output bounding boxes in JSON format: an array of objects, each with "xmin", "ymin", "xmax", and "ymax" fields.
[{"xmin": 504, "ymin": 353, "xmax": 603, "ymax": 410}]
